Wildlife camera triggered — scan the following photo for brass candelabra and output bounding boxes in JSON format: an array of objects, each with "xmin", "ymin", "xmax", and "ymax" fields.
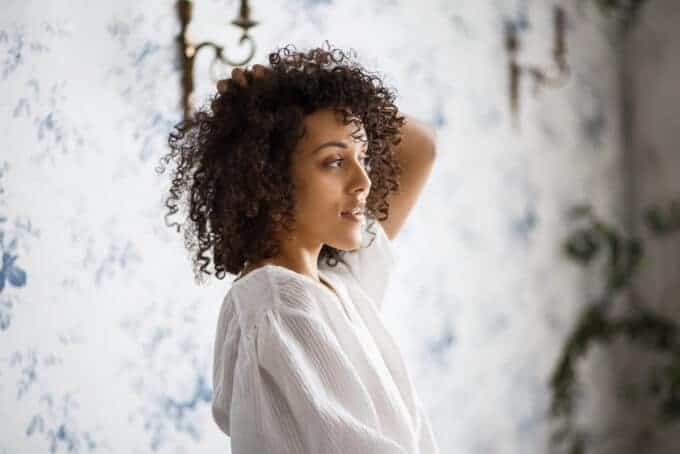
[{"xmin": 176, "ymin": 0, "xmax": 259, "ymax": 121}]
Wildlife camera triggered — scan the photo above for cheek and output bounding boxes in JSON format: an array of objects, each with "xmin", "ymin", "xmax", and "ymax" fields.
[
  {"xmin": 295, "ymin": 183, "xmax": 338, "ymax": 218},
  {"xmin": 291, "ymin": 166, "xmax": 340, "ymax": 214},
  {"xmin": 299, "ymin": 186, "xmax": 331, "ymax": 209}
]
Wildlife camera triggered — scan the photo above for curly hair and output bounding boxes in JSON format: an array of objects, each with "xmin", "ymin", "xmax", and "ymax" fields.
[{"xmin": 157, "ymin": 41, "xmax": 405, "ymax": 284}]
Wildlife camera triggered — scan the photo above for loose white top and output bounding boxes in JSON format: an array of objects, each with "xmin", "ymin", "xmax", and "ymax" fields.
[{"xmin": 211, "ymin": 221, "xmax": 439, "ymax": 453}]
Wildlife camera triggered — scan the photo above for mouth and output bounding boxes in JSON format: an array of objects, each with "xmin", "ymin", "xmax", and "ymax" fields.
[{"xmin": 340, "ymin": 208, "xmax": 365, "ymax": 223}]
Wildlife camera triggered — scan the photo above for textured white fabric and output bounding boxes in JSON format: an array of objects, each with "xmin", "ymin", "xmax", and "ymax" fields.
[{"xmin": 211, "ymin": 221, "xmax": 439, "ymax": 454}]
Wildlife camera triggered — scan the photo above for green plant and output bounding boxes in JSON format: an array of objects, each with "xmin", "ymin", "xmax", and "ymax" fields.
[
  {"xmin": 591, "ymin": 0, "xmax": 650, "ymax": 29},
  {"xmin": 549, "ymin": 200, "xmax": 680, "ymax": 453}
]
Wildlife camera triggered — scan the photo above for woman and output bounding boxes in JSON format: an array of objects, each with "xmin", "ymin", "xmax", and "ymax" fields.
[{"xmin": 160, "ymin": 41, "xmax": 439, "ymax": 453}]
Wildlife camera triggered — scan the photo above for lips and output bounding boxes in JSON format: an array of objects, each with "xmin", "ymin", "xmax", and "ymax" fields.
[
  {"xmin": 340, "ymin": 203, "xmax": 366, "ymax": 216},
  {"xmin": 340, "ymin": 208, "xmax": 365, "ymax": 216},
  {"xmin": 341, "ymin": 210, "xmax": 365, "ymax": 222}
]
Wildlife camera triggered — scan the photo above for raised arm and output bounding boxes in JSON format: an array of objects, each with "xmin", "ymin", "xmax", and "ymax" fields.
[{"xmin": 380, "ymin": 112, "xmax": 438, "ymax": 241}]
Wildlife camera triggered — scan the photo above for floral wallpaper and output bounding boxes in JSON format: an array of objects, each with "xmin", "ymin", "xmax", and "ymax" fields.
[{"xmin": 2, "ymin": 0, "xmax": 677, "ymax": 452}]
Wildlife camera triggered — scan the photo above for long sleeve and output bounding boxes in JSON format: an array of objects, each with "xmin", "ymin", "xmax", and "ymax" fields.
[
  {"xmin": 245, "ymin": 288, "xmax": 410, "ymax": 454},
  {"xmin": 211, "ymin": 294, "xmax": 240, "ymax": 437},
  {"xmin": 340, "ymin": 220, "xmax": 397, "ymax": 311}
]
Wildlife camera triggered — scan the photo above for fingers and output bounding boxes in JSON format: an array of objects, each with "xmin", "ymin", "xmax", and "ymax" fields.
[
  {"xmin": 252, "ymin": 64, "xmax": 267, "ymax": 78},
  {"xmin": 216, "ymin": 64, "xmax": 270, "ymax": 95},
  {"xmin": 231, "ymin": 67, "xmax": 247, "ymax": 86},
  {"xmin": 216, "ymin": 79, "xmax": 229, "ymax": 94}
]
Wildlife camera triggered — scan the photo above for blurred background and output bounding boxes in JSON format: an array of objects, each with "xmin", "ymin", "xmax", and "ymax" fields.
[{"xmin": 1, "ymin": 0, "xmax": 679, "ymax": 453}]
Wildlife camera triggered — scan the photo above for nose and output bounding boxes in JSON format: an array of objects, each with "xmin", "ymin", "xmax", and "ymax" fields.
[{"xmin": 350, "ymin": 160, "xmax": 371, "ymax": 196}]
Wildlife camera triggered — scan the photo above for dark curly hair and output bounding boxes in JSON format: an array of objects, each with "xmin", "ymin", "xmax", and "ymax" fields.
[{"xmin": 157, "ymin": 41, "xmax": 405, "ymax": 284}]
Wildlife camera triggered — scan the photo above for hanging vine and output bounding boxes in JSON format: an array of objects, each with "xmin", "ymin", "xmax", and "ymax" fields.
[
  {"xmin": 592, "ymin": 0, "xmax": 650, "ymax": 28},
  {"xmin": 549, "ymin": 199, "xmax": 680, "ymax": 453}
]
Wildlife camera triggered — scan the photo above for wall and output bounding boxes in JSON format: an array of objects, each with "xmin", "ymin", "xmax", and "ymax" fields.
[{"xmin": 1, "ymin": 0, "xmax": 674, "ymax": 452}]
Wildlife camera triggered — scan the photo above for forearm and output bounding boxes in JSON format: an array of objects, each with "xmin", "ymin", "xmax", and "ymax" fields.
[
  {"xmin": 395, "ymin": 112, "xmax": 437, "ymax": 172},
  {"xmin": 378, "ymin": 111, "xmax": 437, "ymax": 238},
  {"xmin": 394, "ymin": 112, "xmax": 438, "ymax": 162}
]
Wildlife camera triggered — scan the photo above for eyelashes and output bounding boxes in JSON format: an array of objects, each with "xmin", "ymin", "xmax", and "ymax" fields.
[{"xmin": 327, "ymin": 156, "xmax": 370, "ymax": 169}]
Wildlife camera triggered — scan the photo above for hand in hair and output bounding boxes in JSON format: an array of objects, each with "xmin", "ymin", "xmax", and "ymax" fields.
[{"xmin": 216, "ymin": 64, "xmax": 269, "ymax": 94}]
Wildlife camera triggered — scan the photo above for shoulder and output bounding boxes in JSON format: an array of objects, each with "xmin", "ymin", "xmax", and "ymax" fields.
[{"xmin": 228, "ymin": 265, "xmax": 324, "ymax": 338}]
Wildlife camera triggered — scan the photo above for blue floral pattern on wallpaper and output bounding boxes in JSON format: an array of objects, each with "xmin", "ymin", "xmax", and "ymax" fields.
[{"xmin": 0, "ymin": 161, "xmax": 32, "ymax": 331}]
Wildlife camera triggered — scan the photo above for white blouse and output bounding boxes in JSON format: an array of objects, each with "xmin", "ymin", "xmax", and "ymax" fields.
[{"xmin": 211, "ymin": 221, "xmax": 439, "ymax": 453}]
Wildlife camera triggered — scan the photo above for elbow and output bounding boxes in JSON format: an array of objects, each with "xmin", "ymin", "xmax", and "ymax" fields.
[
  {"xmin": 418, "ymin": 123, "xmax": 438, "ymax": 159},
  {"xmin": 426, "ymin": 131, "xmax": 438, "ymax": 160},
  {"xmin": 400, "ymin": 113, "xmax": 439, "ymax": 160}
]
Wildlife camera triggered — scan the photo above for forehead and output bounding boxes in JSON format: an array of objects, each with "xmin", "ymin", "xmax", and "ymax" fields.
[{"xmin": 300, "ymin": 109, "xmax": 366, "ymax": 146}]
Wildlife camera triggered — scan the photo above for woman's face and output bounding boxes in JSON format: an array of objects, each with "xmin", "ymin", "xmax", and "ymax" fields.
[{"xmin": 289, "ymin": 108, "xmax": 372, "ymax": 251}]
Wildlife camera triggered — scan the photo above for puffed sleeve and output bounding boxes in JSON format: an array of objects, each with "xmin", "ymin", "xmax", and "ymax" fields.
[
  {"xmin": 340, "ymin": 220, "xmax": 397, "ymax": 311},
  {"xmin": 246, "ymin": 286, "xmax": 409, "ymax": 454},
  {"xmin": 211, "ymin": 294, "xmax": 240, "ymax": 437}
]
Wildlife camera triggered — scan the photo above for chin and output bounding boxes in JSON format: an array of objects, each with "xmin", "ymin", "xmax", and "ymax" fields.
[
  {"xmin": 326, "ymin": 232, "xmax": 362, "ymax": 252},
  {"xmin": 340, "ymin": 233, "xmax": 364, "ymax": 251},
  {"xmin": 326, "ymin": 216, "xmax": 364, "ymax": 249}
]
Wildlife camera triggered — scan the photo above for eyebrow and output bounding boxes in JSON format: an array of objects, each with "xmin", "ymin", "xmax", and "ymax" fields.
[{"xmin": 311, "ymin": 140, "xmax": 369, "ymax": 155}]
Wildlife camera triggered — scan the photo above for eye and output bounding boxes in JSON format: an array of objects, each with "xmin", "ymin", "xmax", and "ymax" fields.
[{"xmin": 327, "ymin": 155, "xmax": 370, "ymax": 169}]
